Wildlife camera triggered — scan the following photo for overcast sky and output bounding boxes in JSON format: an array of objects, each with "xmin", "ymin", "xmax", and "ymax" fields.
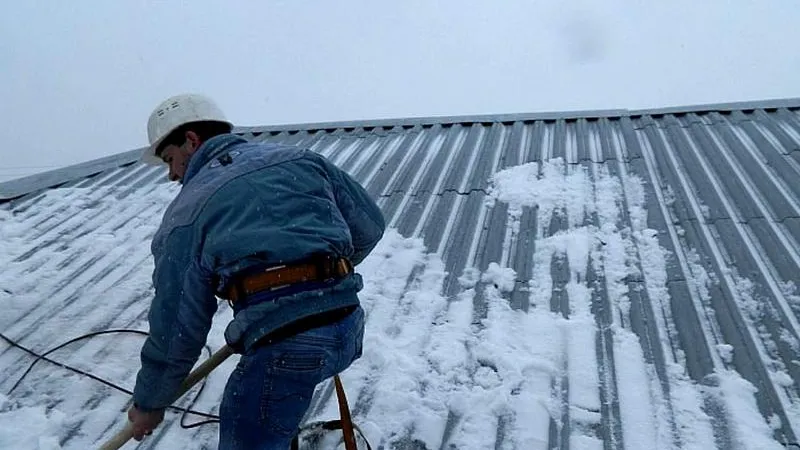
[{"xmin": 1, "ymin": 1, "xmax": 799, "ymax": 182}]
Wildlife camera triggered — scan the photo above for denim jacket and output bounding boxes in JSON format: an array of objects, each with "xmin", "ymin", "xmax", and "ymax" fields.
[{"xmin": 132, "ymin": 134, "xmax": 385, "ymax": 410}]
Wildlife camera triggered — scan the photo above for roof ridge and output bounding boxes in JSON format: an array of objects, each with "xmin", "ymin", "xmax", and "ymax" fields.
[
  {"xmin": 236, "ymin": 97, "xmax": 800, "ymax": 134},
  {"xmin": 2, "ymin": 96, "xmax": 799, "ymax": 202}
]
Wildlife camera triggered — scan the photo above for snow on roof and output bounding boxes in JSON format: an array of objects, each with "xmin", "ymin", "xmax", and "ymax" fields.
[{"xmin": 1, "ymin": 101, "xmax": 800, "ymax": 449}]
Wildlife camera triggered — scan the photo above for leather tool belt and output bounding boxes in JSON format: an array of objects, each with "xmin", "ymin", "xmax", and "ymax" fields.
[{"xmin": 221, "ymin": 255, "xmax": 353, "ymax": 304}]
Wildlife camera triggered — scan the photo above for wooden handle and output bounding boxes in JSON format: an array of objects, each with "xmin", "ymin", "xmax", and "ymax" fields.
[
  {"xmin": 99, "ymin": 345, "xmax": 235, "ymax": 450},
  {"xmin": 98, "ymin": 423, "xmax": 134, "ymax": 450}
]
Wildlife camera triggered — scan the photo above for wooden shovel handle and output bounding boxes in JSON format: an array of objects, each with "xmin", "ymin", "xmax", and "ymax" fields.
[{"xmin": 99, "ymin": 345, "xmax": 235, "ymax": 450}]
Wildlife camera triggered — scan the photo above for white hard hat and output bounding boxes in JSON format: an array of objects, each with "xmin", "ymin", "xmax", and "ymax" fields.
[{"xmin": 141, "ymin": 93, "xmax": 233, "ymax": 165}]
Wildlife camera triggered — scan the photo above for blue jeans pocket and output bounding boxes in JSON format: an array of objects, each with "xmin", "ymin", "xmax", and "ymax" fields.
[
  {"xmin": 261, "ymin": 353, "xmax": 326, "ymax": 435},
  {"xmin": 221, "ymin": 308, "xmax": 364, "ymax": 448},
  {"xmin": 271, "ymin": 350, "xmax": 326, "ymax": 372}
]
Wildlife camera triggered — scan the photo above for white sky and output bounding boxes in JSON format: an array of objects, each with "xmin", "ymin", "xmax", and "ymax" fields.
[{"xmin": 1, "ymin": 0, "xmax": 799, "ymax": 182}]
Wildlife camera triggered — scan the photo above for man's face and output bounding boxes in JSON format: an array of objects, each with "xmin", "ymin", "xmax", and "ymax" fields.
[
  {"xmin": 160, "ymin": 143, "xmax": 193, "ymax": 182},
  {"xmin": 159, "ymin": 131, "xmax": 201, "ymax": 182}
]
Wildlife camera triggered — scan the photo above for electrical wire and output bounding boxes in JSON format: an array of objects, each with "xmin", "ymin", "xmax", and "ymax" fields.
[
  {"xmin": 0, "ymin": 329, "xmax": 376, "ymax": 447},
  {"xmin": 0, "ymin": 329, "xmax": 220, "ymax": 428}
]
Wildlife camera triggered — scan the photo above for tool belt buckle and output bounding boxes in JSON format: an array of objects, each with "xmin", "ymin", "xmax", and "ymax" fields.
[{"xmin": 336, "ymin": 257, "xmax": 353, "ymax": 277}]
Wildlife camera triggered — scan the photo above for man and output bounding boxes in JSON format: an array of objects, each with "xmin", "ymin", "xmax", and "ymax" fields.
[{"xmin": 128, "ymin": 93, "xmax": 385, "ymax": 449}]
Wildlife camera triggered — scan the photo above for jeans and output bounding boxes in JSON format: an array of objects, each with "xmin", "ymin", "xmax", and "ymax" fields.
[{"xmin": 218, "ymin": 306, "xmax": 365, "ymax": 450}]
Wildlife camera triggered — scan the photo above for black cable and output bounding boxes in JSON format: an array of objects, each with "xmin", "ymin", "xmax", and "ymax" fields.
[
  {"xmin": 1, "ymin": 329, "xmax": 376, "ymax": 446},
  {"xmin": 8, "ymin": 329, "xmax": 149, "ymax": 394},
  {"xmin": 0, "ymin": 329, "xmax": 220, "ymax": 426}
]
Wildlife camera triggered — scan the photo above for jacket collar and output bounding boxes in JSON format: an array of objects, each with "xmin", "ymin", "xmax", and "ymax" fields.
[{"xmin": 182, "ymin": 134, "xmax": 247, "ymax": 184}]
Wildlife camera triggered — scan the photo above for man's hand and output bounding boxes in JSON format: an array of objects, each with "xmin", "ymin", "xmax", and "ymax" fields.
[{"xmin": 127, "ymin": 404, "xmax": 165, "ymax": 441}]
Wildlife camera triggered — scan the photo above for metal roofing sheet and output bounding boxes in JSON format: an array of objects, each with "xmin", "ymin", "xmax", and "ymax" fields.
[{"xmin": 1, "ymin": 102, "xmax": 799, "ymax": 449}]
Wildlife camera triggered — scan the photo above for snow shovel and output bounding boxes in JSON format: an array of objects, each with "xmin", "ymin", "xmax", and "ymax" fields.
[
  {"xmin": 99, "ymin": 345, "xmax": 361, "ymax": 450},
  {"xmin": 99, "ymin": 344, "xmax": 235, "ymax": 450}
]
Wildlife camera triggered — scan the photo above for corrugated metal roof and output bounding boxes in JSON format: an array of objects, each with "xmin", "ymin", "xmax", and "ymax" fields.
[{"xmin": 1, "ymin": 100, "xmax": 799, "ymax": 449}]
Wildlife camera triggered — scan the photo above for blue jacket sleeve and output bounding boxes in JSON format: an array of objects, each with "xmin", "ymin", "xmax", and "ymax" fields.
[
  {"xmin": 132, "ymin": 226, "xmax": 218, "ymax": 411},
  {"xmin": 327, "ymin": 162, "xmax": 386, "ymax": 265}
]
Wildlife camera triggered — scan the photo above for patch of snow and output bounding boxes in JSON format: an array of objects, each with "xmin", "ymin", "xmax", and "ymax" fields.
[
  {"xmin": 716, "ymin": 344, "xmax": 734, "ymax": 364},
  {"xmin": 780, "ymin": 281, "xmax": 800, "ymax": 317},
  {"xmin": 702, "ymin": 371, "xmax": 785, "ymax": 450},
  {"xmin": 570, "ymin": 434, "xmax": 603, "ymax": 450},
  {"xmin": 699, "ymin": 204, "xmax": 711, "ymax": 219},
  {"xmin": 481, "ymin": 263, "xmax": 516, "ymax": 292},
  {"xmin": 627, "ymin": 179, "xmax": 683, "ymax": 366},
  {"xmin": 490, "ymin": 159, "xmax": 725, "ymax": 449},
  {"xmin": 663, "ymin": 185, "xmax": 676, "ymax": 207},
  {"xmin": 0, "ymin": 394, "xmax": 65, "ymax": 450},
  {"xmin": 458, "ymin": 267, "xmax": 481, "ymax": 289},
  {"xmin": 733, "ymin": 275, "xmax": 761, "ymax": 320},
  {"xmin": 730, "ymin": 274, "xmax": 792, "ymax": 378},
  {"xmin": 310, "ymin": 230, "xmax": 454, "ymax": 449},
  {"xmin": 767, "ymin": 414, "xmax": 783, "ymax": 431},
  {"xmin": 771, "ymin": 370, "xmax": 794, "ymax": 388},
  {"xmin": 0, "ymin": 208, "xmax": 27, "ymax": 243},
  {"xmin": 683, "ymin": 243, "xmax": 796, "ymax": 447},
  {"xmin": 468, "ymin": 282, "xmax": 563, "ymax": 450},
  {"xmin": 527, "ymin": 226, "xmax": 596, "ymax": 312},
  {"xmin": 780, "ymin": 328, "xmax": 800, "ymax": 354},
  {"xmin": 664, "ymin": 363, "xmax": 716, "ymax": 450},
  {"xmin": 685, "ymin": 249, "xmax": 717, "ymax": 316},
  {"xmin": 613, "ymin": 331, "xmax": 668, "ymax": 450},
  {"xmin": 618, "ymin": 167, "xmax": 719, "ymax": 449},
  {"xmin": 486, "ymin": 158, "xmax": 593, "ymax": 229},
  {"xmin": 565, "ymin": 314, "xmax": 599, "ymax": 412}
]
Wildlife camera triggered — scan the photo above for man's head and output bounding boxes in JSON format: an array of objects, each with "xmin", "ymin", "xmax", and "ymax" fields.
[
  {"xmin": 154, "ymin": 121, "xmax": 232, "ymax": 181},
  {"xmin": 143, "ymin": 94, "xmax": 233, "ymax": 182}
]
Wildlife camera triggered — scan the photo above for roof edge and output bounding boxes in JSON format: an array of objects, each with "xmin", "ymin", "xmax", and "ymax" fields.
[{"xmin": 0, "ymin": 148, "xmax": 144, "ymax": 202}]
